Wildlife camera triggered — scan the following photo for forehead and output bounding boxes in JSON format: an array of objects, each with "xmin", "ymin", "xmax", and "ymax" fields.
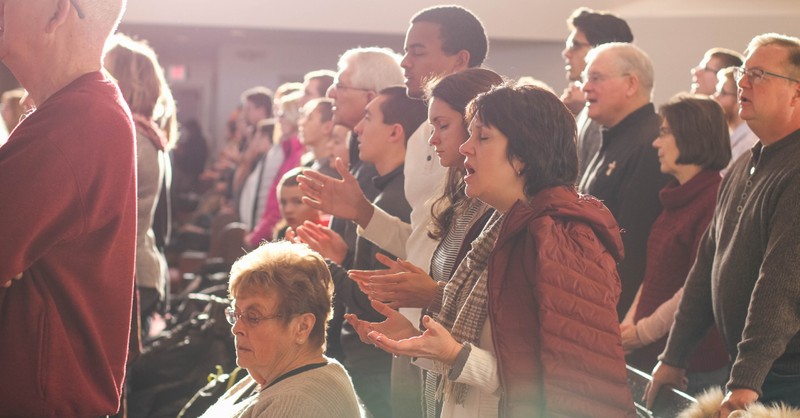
[
  {"xmin": 568, "ymin": 29, "xmax": 588, "ymax": 43},
  {"xmin": 405, "ymin": 21, "xmax": 444, "ymax": 50},
  {"xmin": 746, "ymin": 44, "xmax": 790, "ymax": 69},
  {"xmin": 234, "ymin": 293, "xmax": 274, "ymax": 311},
  {"xmin": 365, "ymin": 95, "xmax": 386, "ymax": 116},
  {"xmin": 337, "ymin": 65, "xmax": 355, "ymax": 82},
  {"xmin": 587, "ymin": 50, "xmax": 615, "ymax": 72}
]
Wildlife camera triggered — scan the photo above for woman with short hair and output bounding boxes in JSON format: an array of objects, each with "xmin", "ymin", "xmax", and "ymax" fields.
[
  {"xmin": 201, "ymin": 241, "xmax": 362, "ymax": 417},
  {"xmin": 621, "ymin": 94, "xmax": 732, "ymax": 395}
]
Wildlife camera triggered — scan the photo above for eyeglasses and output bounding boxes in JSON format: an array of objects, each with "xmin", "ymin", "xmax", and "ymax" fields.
[
  {"xmin": 733, "ymin": 66, "xmax": 800, "ymax": 84},
  {"xmin": 566, "ymin": 40, "xmax": 591, "ymax": 51},
  {"xmin": 70, "ymin": 0, "xmax": 85, "ymax": 19},
  {"xmin": 713, "ymin": 90, "xmax": 737, "ymax": 98},
  {"xmin": 692, "ymin": 65, "xmax": 721, "ymax": 75},
  {"xmin": 580, "ymin": 72, "xmax": 630, "ymax": 86},
  {"xmin": 332, "ymin": 83, "xmax": 371, "ymax": 92},
  {"xmin": 225, "ymin": 307, "xmax": 283, "ymax": 327}
]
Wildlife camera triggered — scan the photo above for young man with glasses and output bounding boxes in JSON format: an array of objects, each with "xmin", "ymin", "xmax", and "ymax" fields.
[
  {"xmin": 714, "ymin": 67, "xmax": 759, "ymax": 166},
  {"xmin": 561, "ymin": 7, "xmax": 634, "ymax": 177},
  {"xmin": 0, "ymin": 0, "xmax": 136, "ymax": 416},
  {"xmin": 690, "ymin": 48, "xmax": 744, "ymax": 95},
  {"xmin": 649, "ymin": 33, "xmax": 800, "ymax": 417}
]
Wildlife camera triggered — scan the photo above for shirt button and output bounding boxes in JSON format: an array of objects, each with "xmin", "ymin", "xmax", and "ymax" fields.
[
  {"xmin": 737, "ymin": 205, "xmax": 743, "ymax": 213},
  {"xmin": 742, "ymin": 193, "xmax": 747, "ymax": 199},
  {"xmin": 746, "ymin": 180, "xmax": 753, "ymax": 187}
]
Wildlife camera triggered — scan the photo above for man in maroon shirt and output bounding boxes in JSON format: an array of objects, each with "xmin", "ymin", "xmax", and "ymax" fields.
[{"xmin": 0, "ymin": 0, "xmax": 136, "ymax": 416}]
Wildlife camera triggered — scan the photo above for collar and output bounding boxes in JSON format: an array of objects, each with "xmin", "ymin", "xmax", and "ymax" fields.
[
  {"xmin": 659, "ymin": 170, "xmax": 721, "ymax": 210},
  {"xmin": 372, "ymin": 164, "xmax": 404, "ymax": 190},
  {"xmin": 602, "ymin": 103, "xmax": 656, "ymax": 142}
]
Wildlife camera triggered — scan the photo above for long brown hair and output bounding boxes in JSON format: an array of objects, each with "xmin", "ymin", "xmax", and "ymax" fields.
[
  {"xmin": 105, "ymin": 33, "xmax": 178, "ymax": 148},
  {"xmin": 424, "ymin": 68, "xmax": 503, "ymax": 240}
]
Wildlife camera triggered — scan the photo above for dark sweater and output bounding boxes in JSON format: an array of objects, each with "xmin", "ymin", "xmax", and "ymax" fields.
[
  {"xmin": 629, "ymin": 170, "xmax": 729, "ymax": 373},
  {"xmin": 662, "ymin": 129, "xmax": 800, "ymax": 396},
  {"xmin": 578, "ymin": 103, "xmax": 670, "ymax": 318}
]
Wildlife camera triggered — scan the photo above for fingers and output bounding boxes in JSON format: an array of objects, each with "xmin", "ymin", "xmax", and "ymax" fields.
[
  {"xmin": 2, "ymin": 273, "xmax": 23, "ymax": 288},
  {"xmin": 644, "ymin": 380, "xmax": 660, "ymax": 410},
  {"xmin": 374, "ymin": 253, "xmax": 401, "ymax": 270},
  {"xmin": 395, "ymin": 258, "xmax": 426, "ymax": 274},
  {"xmin": 369, "ymin": 299, "xmax": 396, "ymax": 318},
  {"xmin": 334, "ymin": 157, "xmax": 356, "ymax": 183}
]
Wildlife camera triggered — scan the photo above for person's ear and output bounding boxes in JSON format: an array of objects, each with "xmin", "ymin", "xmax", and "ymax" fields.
[
  {"xmin": 390, "ymin": 124, "xmax": 405, "ymax": 144},
  {"xmin": 453, "ymin": 50, "xmax": 471, "ymax": 72},
  {"xmin": 322, "ymin": 120, "xmax": 334, "ymax": 136},
  {"xmin": 624, "ymin": 73, "xmax": 640, "ymax": 98},
  {"xmin": 47, "ymin": 0, "xmax": 72, "ymax": 34},
  {"xmin": 293, "ymin": 313, "xmax": 316, "ymax": 344}
]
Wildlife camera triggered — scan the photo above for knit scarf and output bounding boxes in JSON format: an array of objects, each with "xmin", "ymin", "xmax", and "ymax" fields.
[{"xmin": 433, "ymin": 210, "xmax": 504, "ymax": 405}]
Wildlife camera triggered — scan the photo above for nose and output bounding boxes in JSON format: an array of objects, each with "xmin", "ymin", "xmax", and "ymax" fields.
[
  {"xmin": 652, "ymin": 137, "xmax": 660, "ymax": 149},
  {"xmin": 459, "ymin": 135, "xmax": 476, "ymax": 156},
  {"xmin": 231, "ymin": 317, "xmax": 245, "ymax": 336},
  {"xmin": 354, "ymin": 118, "xmax": 365, "ymax": 136},
  {"xmin": 562, "ymin": 46, "xmax": 571, "ymax": 59},
  {"xmin": 327, "ymin": 85, "xmax": 337, "ymax": 99},
  {"xmin": 400, "ymin": 53, "xmax": 411, "ymax": 70},
  {"xmin": 580, "ymin": 80, "xmax": 590, "ymax": 94},
  {"xmin": 428, "ymin": 128, "xmax": 439, "ymax": 146}
]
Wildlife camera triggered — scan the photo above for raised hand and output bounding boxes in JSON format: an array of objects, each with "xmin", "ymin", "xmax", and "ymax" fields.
[
  {"xmin": 349, "ymin": 256, "xmax": 437, "ymax": 309},
  {"xmin": 344, "ymin": 300, "xmax": 420, "ymax": 345},
  {"xmin": 368, "ymin": 315, "xmax": 462, "ymax": 366},
  {"xmin": 293, "ymin": 221, "xmax": 348, "ymax": 264},
  {"xmin": 298, "ymin": 158, "xmax": 374, "ymax": 228}
]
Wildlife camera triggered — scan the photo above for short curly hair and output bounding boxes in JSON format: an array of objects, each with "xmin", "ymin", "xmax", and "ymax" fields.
[{"xmin": 229, "ymin": 241, "xmax": 332, "ymax": 348}]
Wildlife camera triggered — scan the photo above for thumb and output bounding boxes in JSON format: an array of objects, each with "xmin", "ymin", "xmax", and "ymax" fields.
[
  {"xmin": 335, "ymin": 157, "xmax": 354, "ymax": 181},
  {"xmin": 370, "ymin": 299, "xmax": 395, "ymax": 317}
]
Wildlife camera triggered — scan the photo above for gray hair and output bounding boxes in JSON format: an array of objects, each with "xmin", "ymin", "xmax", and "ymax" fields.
[
  {"xmin": 588, "ymin": 42, "xmax": 655, "ymax": 96},
  {"xmin": 337, "ymin": 47, "xmax": 405, "ymax": 93},
  {"xmin": 747, "ymin": 33, "xmax": 800, "ymax": 78}
]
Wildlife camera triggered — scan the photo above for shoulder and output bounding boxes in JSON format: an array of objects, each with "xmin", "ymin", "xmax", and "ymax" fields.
[{"xmin": 254, "ymin": 363, "xmax": 361, "ymax": 417}]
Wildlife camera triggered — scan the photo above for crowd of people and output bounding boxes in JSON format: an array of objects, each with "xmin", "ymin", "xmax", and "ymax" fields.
[{"xmin": 1, "ymin": 1, "xmax": 799, "ymax": 418}]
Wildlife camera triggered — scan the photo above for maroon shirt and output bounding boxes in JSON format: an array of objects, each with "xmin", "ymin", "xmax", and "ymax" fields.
[
  {"xmin": 630, "ymin": 170, "xmax": 729, "ymax": 373},
  {"xmin": 0, "ymin": 72, "xmax": 137, "ymax": 417}
]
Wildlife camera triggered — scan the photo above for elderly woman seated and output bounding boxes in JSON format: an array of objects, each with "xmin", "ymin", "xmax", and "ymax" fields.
[{"xmin": 201, "ymin": 241, "xmax": 362, "ymax": 417}]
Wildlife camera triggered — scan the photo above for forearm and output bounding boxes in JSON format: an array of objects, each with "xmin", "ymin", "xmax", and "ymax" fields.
[
  {"xmin": 449, "ymin": 343, "xmax": 501, "ymax": 395},
  {"xmin": 636, "ymin": 287, "xmax": 682, "ymax": 346},
  {"xmin": 358, "ymin": 207, "xmax": 411, "ymax": 259}
]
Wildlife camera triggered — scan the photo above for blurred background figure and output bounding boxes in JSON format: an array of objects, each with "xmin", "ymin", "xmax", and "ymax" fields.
[{"xmin": 105, "ymin": 33, "xmax": 178, "ymax": 338}]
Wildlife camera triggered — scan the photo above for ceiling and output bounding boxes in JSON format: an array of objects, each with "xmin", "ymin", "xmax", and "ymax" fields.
[{"xmin": 121, "ymin": 0, "xmax": 800, "ymax": 42}]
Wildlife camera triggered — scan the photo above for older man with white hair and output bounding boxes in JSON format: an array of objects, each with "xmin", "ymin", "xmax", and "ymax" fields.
[
  {"xmin": 0, "ymin": 0, "xmax": 137, "ymax": 416},
  {"xmin": 578, "ymin": 42, "xmax": 670, "ymax": 319}
]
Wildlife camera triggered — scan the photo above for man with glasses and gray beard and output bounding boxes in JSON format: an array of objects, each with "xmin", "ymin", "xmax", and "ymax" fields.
[
  {"xmin": 648, "ymin": 33, "xmax": 800, "ymax": 417},
  {"xmin": 0, "ymin": 0, "xmax": 137, "ymax": 416}
]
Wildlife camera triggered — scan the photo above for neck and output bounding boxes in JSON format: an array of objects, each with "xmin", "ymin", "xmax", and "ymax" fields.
[
  {"xmin": 13, "ymin": 44, "xmax": 102, "ymax": 106},
  {"xmin": 749, "ymin": 118, "xmax": 800, "ymax": 146},
  {"xmin": 373, "ymin": 148, "xmax": 405, "ymax": 176},
  {"xmin": 490, "ymin": 185, "xmax": 527, "ymax": 214},
  {"xmin": 312, "ymin": 139, "xmax": 331, "ymax": 158},
  {"xmin": 251, "ymin": 348, "xmax": 325, "ymax": 388},
  {"xmin": 602, "ymin": 98, "xmax": 649, "ymax": 129},
  {"xmin": 672, "ymin": 164, "xmax": 703, "ymax": 185}
]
